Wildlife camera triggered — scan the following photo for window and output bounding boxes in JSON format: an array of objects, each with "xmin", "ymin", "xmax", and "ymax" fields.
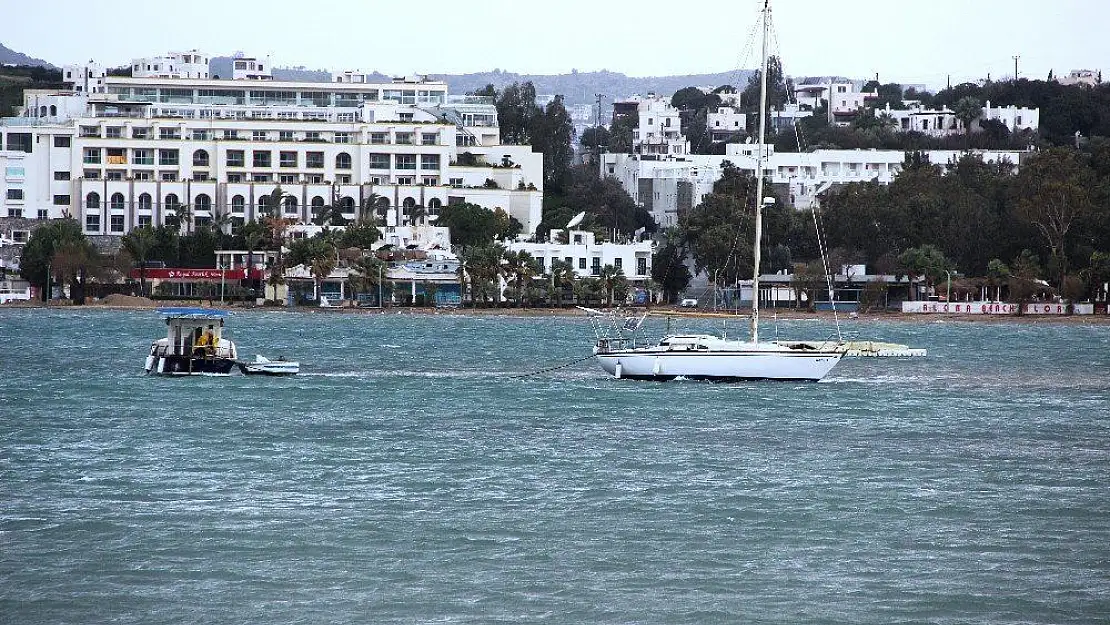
[
  {"xmin": 336, "ymin": 174, "xmax": 351, "ymax": 184},
  {"xmin": 231, "ymin": 195, "xmax": 245, "ymax": 213},
  {"xmin": 84, "ymin": 170, "xmax": 101, "ymax": 180},
  {"xmin": 283, "ymin": 196, "xmax": 298, "ymax": 215},
  {"xmin": 7, "ymin": 208, "xmax": 22, "ymax": 218},
  {"xmin": 137, "ymin": 215, "xmax": 152, "ymax": 228},
  {"xmin": 110, "ymin": 214, "xmax": 125, "ymax": 233},
  {"xmin": 420, "ymin": 154, "xmax": 439, "ymax": 170},
  {"xmin": 637, "ymin": 257, "xmax": 647, "ymax": 276},
  {"xmin": 614, "ymin": 258, "xmax": 622, "ymax": 271},
  {"xmin": 80, "ymin": 126, "xmax": 100, "ymax": 138},
  {"xmin": 396, "ymin": 154, "xmax": 416, "ymax": 170},
  {"xmin": 334, "ymin": 132, "xmax": 350, "ymax": 144},
  {"xmin": 6, "ymin": 189, "xmax": 24, "ymax": 201},
  {"xmin": 106, "ymin": 170, "xmax": 125, "ymax": 181},
  {"xmin": 54, "ymin": 136, "xmax": 71, "ymax": 148},
  {"xmin": 306, "ymin": 152, "xmax": 324, "ymax": 168},
  {"xmin": 395, "ymin": 132, "xmax": 413, "ymax": 145},
  {"xmin": 367, "ymin": 153, "xmax": 389, "ymax": 169},
  {"xmin": 396, "ymin": 176, "xmax": 414, "ymax": 186},
  {"xmin": 85, "ymin": 214, "xmax": 100, "ymax": 232},
  {"xmin": 252, "ymin": 130, "xmax": 268, "ymax": 141},
  {"xmin": 6, "ymin": 133, "xmax": 31, "ymax": 153},
  {"xmin": 193, "ymin": 150, "xmax": 210, "ymax": 167},
  {"xmin": 54, "ymin": 171, "xmax": 71, "ymax": 181},
  {"xmin": 591, "ymin": 257, "xmax": 601, "ymax": 275},
  {"xmin": 38, "ymin": 209, "xmax": 48, "ymax": 220},
  {"xmin": 5, "ymin": 166, "xmax": 24, "ymax": 179},
  {"xmin": 252, "ymin": 173, "xmax": 271, "ymax": 182},
  {"xmin": 449, "ymin": 177, "xmax": 463, "ymax": 188},
  {"xmin": 422, "ymin": 176, "xmax": 438, "ymax": 186},
  {"xmin": 579, "ymin": 258, "xmax": 587, "ymax": 270},
  {"xmin": 253, "ymin": 150, "xmax": 271, "ymax": 167},
  {"xmin": 192, "ymin": 129, "xmax": 210, "ymax": 140},
  {"xmin": 279, "ymin": 131, "xmax": 294, "ymax": 141},
  {"xmin": 306, "ymin": 174, "xmax": 323, "ymax": 184},
  {"xmin": 336, "ymin": 152, "xmax": 351, "ymax": 169},
  {"xmin": 110, "ymin": 193, "xmax": 125, "ymax": 210},
  {"xmin": 195, "ymin": 194, "xmax": 212, "ymax": 212},
  {"xmin": 421, "ymin": 133, "xmax": 437, "ymax": 146},
  {"xmin": 280, "ymin": 151, "xmax": 297, "ymax": 168},
  {"xmin": 165, "ymin": 194, "xmax": 180, "ymax": 213},
  {"xmin": 133, "ymin": 170, "xmax": 153, "ymax": 181},
  {"xmin": 132, "ymin": 127, "xmax": 150, "ymax": 139},
  {"xmin": 224, "ymin": 130, "xmax": 239, "ymax": 140},
  {"xmin": 226, "ymin": 150, "xmax": 245, "ymax": 167},
  {"xmin": 54, "ymin": 194, "xmax": 70, "ymax": 205},
  {"xmin": 159, "ymin": 128, "xmax": 181, "ymax": 140},
  {"xmin": 138, "ymin": 193, "xmax": 152, "ymax": 211},
  {"xmin": 83, "ymin": 148, "xmax": 101, "ymax": 164},
  {"xmin": 86, "ymin": 192, "xmax": 100, "ymax": 210},
  {"xmin": 304, "ymin": 131, "xmax": 321, "ymax": 142},
  {"xmin": 193, "ymin": 172, "xmax": 211, "ymax": 181},
  {"xmin": 370, "ymin": 132, "xmax": 388, "ymax": 145},
  {"xmin": 161, "ymin": 172, "xmax": 178, "ymax": 182},
  {"xmin": 227, "ymin": 174, "xmax": 243, "ymax": 183},
  {"xmin": 133, "ymin": 148, "xmax": 154, "ymax": 165},
  {"xmin": 106, "ymin": 126, "xmax": 123, "ymax": 138},
  {"xmin": 279, "ymin": 174, "xmax": 297, "ymax": 184},
  {"xmin": 158, "ymin": 149, "xmax": 178, "ymax": 165},
  {"xmin": 311, "ymin": 196, "xmax": 325, "ymax": 220},
  {"xmin": 427, "ymin": 198, "xmax": 442, "ymax": 216}
]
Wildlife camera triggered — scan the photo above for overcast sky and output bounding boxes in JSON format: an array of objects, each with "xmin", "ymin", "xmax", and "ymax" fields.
[{"xmin": 3, "ymin": 0, "xmax": 1104, "ymax": 90}]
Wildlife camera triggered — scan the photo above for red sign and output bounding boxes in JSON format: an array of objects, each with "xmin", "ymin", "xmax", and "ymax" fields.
[{"xmin": 128, "ymin": 268, "xmax": 265, "ymax": 280}]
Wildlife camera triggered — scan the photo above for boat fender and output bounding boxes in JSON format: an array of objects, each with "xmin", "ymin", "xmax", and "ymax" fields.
[
  {"xmin": 156, "ymin": 357, "xmax": 165, "ymax": 374},
  {"xmin": 615, "ymin": 361, "xmax": 623, "ymax": 379},
  {"xmin": 652, "ymin": 357, "xmax": 662, "ymax": 376},
  {"xmin": 144, "ymin": 355, "xmax": 155, "ymax": 372}
]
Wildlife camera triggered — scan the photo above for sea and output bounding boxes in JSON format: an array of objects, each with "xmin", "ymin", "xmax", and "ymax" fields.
[{"xmin": 1, "ymin": 307, "xmax": 1108, "ymax": 624}]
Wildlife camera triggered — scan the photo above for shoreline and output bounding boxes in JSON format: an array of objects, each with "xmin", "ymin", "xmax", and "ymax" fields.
[{"xmin": 4, "ymin": 299, "xmax": 1109, "ymax": 324}]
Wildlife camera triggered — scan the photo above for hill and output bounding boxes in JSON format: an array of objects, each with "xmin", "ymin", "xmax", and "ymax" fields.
[{"xmin": 0, "ymin": 42, "xmax": 55, "ymax": 68}]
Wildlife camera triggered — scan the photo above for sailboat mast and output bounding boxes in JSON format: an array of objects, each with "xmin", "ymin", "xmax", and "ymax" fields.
[{"xmin": 751, "ymin": 0, "xmax": 770, "ymax": 343}]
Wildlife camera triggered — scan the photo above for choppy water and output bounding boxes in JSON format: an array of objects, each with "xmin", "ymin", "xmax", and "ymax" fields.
[{"xmin": 1, "ymin": 308, "xmax": 1108, "ymax": 624}]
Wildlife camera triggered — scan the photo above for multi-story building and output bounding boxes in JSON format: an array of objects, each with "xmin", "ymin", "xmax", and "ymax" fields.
[
  {"xmin": 507, "ymin": 229, "xmax": 652, "ymax": 283},
  {"xmin": 875, "ymin": 100, "xmax": 1039, "ymax": 136},
  {"xmin": 0, "ymin": 59, "xmax": 544, "ymax": 240},
  {"xmin": 601, "ymin": 146, "xmax": 1029, "ymax": 221},
  {"xmin": 794, "ymin": 77, "xmax": 876, "ymax": 125},
  {"xmin": 131, "ymin": 50, "xmax": 211, "ymax": 80},
  {"xmin": 706, "ymin": 106, "xmax": 747, "ymax": 142},
  {"xmin": 613, "ymin": 95, "xmax": 689, "ymax": 157}
]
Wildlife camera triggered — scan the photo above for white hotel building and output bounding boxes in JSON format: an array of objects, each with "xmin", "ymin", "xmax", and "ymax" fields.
[
  {"xmin": 0, "ymin": 58, "xmax": 544, "ymax": 240},
  {"xmin": 602, "ymin": 146, "xmax": 1029, "ymax": 226}
]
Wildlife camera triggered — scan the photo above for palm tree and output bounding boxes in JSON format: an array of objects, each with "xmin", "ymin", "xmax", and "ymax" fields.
[
  {"xmin": 120, "ymin": 225, "xmax": 155, "ymax": 298},
  {"xmin": 350, "ymin": 254, "xmax": 386, "ymax": 305},
  {"xmin": 548, "ymin": 259, "xmax": 576, "ymax": 307},
  {"xmin": 421, "ymin": 280, "xmax": 439, "ymax": 307},
  {"xmin": 597, "ymin": 264, "xmax": 627, "ymax": 307},
  {"xmin": 461, "ymin": 244, "xmax": 506, "ymax": 305},
  {"xmin": 359, "ymin": 193, "xmax": 382, "ymax": 223},
  {"xmin": 503, "ymin": 250, "xmax": 538, "ymax": 307},
  {"xmin": 288, "ymin": 235, "xmax": 338, "ymax": 303}
]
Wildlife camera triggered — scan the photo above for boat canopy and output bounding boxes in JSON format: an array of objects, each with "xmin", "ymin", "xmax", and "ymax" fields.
[{"xmin": 157, "ymin": 307, "xmax": 228, "ymax": 320}]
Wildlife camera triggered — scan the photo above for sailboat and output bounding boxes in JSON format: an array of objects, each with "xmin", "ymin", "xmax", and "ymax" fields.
[{"xmin": 584, "ymin": 0, "xmax": 845, "ymax": 381}]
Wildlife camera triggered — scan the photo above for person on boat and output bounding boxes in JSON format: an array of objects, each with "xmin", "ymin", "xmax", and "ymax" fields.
[{"xmin": 202, "ymin": 327, "xmax": 216, "ymax": 356}]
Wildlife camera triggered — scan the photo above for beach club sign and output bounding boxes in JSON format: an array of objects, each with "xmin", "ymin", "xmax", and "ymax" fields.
[{"xmin": 902, "ymin": 301, "xmax": 1097, "ymax": 315}]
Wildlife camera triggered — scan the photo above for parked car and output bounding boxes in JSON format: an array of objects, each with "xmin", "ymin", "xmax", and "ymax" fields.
[{"xmin": 680, "ymin": 298, "xmax": 698, "ymax": 308}]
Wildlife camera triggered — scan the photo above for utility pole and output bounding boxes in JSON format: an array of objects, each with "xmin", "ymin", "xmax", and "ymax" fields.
[
  {"xmin": 594, "ymin": 93, "xmax": 604, "ymax": 170},
  {"xmin": 1013, "ymin": 55, "xmax": 1020, "ymax": 81}
]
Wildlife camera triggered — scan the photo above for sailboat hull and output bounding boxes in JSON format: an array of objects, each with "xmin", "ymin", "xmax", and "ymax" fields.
[{"xmin": 596, "ymin": 348, "xmax": 842, "ymax": 382}]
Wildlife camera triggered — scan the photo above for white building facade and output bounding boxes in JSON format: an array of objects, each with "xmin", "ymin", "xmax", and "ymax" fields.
[
  {"xmin": 508, "ymin": 229, "xmax": 653, "ymax": 282},
  {"xmin": 132, "ymin": 51, "xmax": 211, "ymax": 80},
  {"xmin": 1, "ymin": 70, "xmax": 544, "ymax": 238}
]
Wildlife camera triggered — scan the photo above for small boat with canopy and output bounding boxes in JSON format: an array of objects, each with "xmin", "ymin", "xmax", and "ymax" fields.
[{"xmin": 144, "ymin": 307, "xmax": 238, "ymax": 376}]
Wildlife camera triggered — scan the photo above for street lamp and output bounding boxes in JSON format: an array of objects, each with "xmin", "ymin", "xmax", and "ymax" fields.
[{"xmin": 945, "ymin": 269, "xmax": 952, "ymax": 303}]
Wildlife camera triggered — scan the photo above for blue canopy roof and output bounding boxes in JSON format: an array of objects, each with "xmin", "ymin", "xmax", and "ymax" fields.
[{"xmin": 157, "ymin": 307, "xmax": 228, "ymax": 319}]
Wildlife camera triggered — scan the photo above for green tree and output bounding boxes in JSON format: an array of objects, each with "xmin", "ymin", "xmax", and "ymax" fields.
[
  {"xmin": 287, "ymin": 235, "xmax": 337, "ymax": 303},
  {"xmin": 531, "ymin": 94, "xmax": 575, "ymax": 192},
  {"xmin": 339, "ymin": 221, "xmax": 381, "ymax": 249},
  {"xmin": 350, "ymin": 254, "xmax": 386, "ymax": 305},
  {"xmin": 1012, "ymin": 148, "xmax": 1095, "ymax": 284},
  {"xmin": 952, "ymin": 95, "xmax": 983, "ymax": 139},
  {"xmin": 19, "ymin": 219, "xmax": 89, "ymax": 302},
  {"xmin": 437, "ymin": 202, "xmax": 501, "ymax": 247},
  {"xmin": 897, "ymin": 244, "xmax": 950, "ymax": 300},
  {"xmin": 597, "ymin": 264, "xmax": 628, "ymax": 306},
  {"xmin": 651, "ymin": 229, "xmax": 692, "ymax": 303}
]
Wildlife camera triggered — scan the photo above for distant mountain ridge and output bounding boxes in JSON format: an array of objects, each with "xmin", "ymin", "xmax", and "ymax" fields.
[
  {"xmin": 0, "ymin": 43, "xmax": 55, "ymax": 69},
  {"xmin": 4, "ymin": 43, "xmax": 751, "ymax": 105}
]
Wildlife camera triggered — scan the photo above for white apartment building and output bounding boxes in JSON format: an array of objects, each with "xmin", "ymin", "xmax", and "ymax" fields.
[
  {"xmin": 707, "ymin": 106, "xmax": 747, "ymax": 142},
  {"xmin": 0, "ymin": 66, "xmax": 544, "ymax": 239},
  {"xmin": 614, "ymin": 95, "xmax": 689, "ymax": 157},
  {"xmin": 61, "ymin": 62, "xmax": 106, "ymax": 94},
  {"xmin": 132, "ymin": 51, "xmax": 211, "ymax": 80},
  {"xmin": 602, "ymin": 146, "xmax": 1029, "ymax": 221},
  {"xmin": 876, "ymin": 100, "xmax": 1039, "ymax": 136},
  {"xmin": 1056, "ymin": 69, "xmax": 1100, "ymax": 87},
  {"xmin": 507, "ymin": 229, "xmax": 652, "ymax": 282},
  {"xmin": 794, "ymin": 77, "xmax": 876, "ymax": 124},
  {"xmin": 770, "ymin": 103, "xmax": 813, "ymax": 133}
]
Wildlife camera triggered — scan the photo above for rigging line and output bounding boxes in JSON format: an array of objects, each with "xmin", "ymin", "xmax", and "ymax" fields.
[
  {"xmin": 506, "ymin": 353, "xmax": 596, "ymax": 379},
  {"xmin": 810, "ymin": 203, "xmax": 843, "ymax": 341}
]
